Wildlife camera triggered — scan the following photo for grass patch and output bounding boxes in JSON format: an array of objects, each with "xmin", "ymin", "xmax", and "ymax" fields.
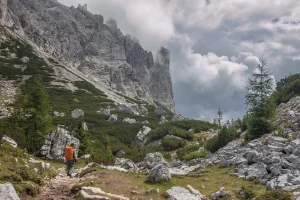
[{"xmin": 71, "ymin": 165, "xmax": 267, "ymax": 200}]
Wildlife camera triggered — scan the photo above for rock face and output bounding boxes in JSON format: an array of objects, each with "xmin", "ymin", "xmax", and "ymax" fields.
[
  {"xmin": 134, "ymin": 126, "xmax": 151, "ymax": 147},
  {"xmin": 274, "ymin": 96, "xmax": 300, "ymax": 138},
  {"xmin": 1, "ymin": 135, "xmax": 17, "ymax": 148},
  {"xmin": 4, "ymin": 0, "xmax": 175, "ymax": 111},
  {"xmin": 146, "ymin": 162, "xmax": 171, "ymax": 183},
  {"xmin": 40, "ymin": 127, "xmax": 80, "ymax": 160},
  {"xmin": 166, "ymin": 185, "xmax": 206, "ymax": 200},
  {"xmin": 0, "ymin": 183, "xmax": 20, "ymax": 200}
]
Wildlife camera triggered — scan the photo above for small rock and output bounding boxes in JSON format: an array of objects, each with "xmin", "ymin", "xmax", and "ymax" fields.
[{"xmin": 210, "ymin": 187, "xmax": 231, "ymax": 200}]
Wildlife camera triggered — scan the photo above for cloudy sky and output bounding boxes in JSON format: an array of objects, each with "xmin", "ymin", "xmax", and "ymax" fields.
[{"xmin": 59, "ymin": 0, "xmax": 300, "ymax": 122}]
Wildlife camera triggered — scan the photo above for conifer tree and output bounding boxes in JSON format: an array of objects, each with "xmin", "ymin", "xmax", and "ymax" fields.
[
  {"xmin": 245, "ymin": 56, "xmax": 275, "ymax": 118},
  {"xmin": 245, "ymin": 57, "xmax": 275, "ymax": 140},
  {"xmin": 26, "ymin": 76, "xmax": 53, "ymax": 152},
  {"xmin": 76, "ymin": 120, "xmax": 91, "ymax": 156}
]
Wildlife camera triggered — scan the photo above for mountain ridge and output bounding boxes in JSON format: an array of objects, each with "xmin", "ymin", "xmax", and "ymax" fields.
[{"xmin": 0, "ymin": 0, "xmax": 175, "ymax": 111}]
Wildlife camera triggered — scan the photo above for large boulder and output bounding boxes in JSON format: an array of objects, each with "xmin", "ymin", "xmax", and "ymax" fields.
[
  {"xmin": 1, "ymin": 135, "xmax": 17, "ymax": 148},
  {"xmin": 146, "ymin": 162, "xmax": 171, "ymax": 183},
  {"xmin": 40, "ymin": 127, "xmax": 80, "ymax": 160},
  {"xmin": 116, "ymin": 104, "xmax": 140, "ymax": 115},
  {"xmin": 114, "ymin": 158, "xmax": 138, "ymax": 172},
  {"xmin": 71, "ymin": 109, "xmax": 84, "ymax": 118},
  {"xmin": 0, "ymin": 183, "xmax": 20, "ymax": 200},
  {"xmin": 144, "ymin": 152, "xmax": 165, "ymax": 169},
  {"xmin": 166, "ymin": 185, "xmax": 206, "ymax": 200},
  {"xmin": 134, "ymin": 126, "xmax": 151, "ymax": 147}
]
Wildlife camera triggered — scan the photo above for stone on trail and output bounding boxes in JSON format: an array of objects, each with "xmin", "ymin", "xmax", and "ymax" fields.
[
  {"xmin": 166, "ymin": 185, "xmax": 206, "ymax": 200},
  {"xmin": 0, "ymin": 183, "xmax": 20, "ymax": 200}
]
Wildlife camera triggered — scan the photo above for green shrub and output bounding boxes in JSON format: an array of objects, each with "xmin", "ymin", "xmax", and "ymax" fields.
[
  {"xmin": 205, "ymin": 127, "xmax": 238, "ymax": 153},
  {"xmin": 246, "ymin": 117, "xmax": 275, "ymax": 141},
  {"xmin": 176, "ymin": 145, "xmax": 201, "ymax": 160},
  {"xmin": 162, "ymin": 137, "xmax": 186, "ymax": 151},
  {"xmin": 15, "ymin": 181, "xmax": 40, "ymax": 197},
  {"xmin": 0, "ymin": 170, "xmax": 23, "ymax": 183},
  {"xmin": 258, "ymin": 190, "xmax": 291, "ymax": 200},
  {"xmin": 183, "ymin": 151, "xmax": 208, "ymax": 161}
]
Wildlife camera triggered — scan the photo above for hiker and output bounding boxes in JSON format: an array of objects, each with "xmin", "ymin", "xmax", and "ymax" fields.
[{"xmin": 65, "ymin": 143, "xmax": 77, "ymax": 177}]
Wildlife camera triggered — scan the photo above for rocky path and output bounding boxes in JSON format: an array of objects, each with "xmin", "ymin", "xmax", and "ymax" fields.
[{"xmin": 34, "ymin": 168, "xmax": 80, "ymax": 200}]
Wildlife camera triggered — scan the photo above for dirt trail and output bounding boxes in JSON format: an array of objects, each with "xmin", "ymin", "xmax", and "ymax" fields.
[{"xmin": 34, "ymin": 168, "xmax": 80, "ymax": 200}]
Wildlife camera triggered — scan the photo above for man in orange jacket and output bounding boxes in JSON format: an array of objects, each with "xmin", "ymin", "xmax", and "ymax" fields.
[{"xmin": 65, "ymin": 143, "xmax": 77, "ymax": 177}]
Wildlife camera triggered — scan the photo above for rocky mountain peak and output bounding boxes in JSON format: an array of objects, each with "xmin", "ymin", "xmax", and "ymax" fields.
[{"xmin": 3, "ymin": 0, "xmax": 175, "ymax": 110}]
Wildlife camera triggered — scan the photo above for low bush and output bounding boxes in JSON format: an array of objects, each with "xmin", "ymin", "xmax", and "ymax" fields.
[
  {"xmin": 183, "ymin": 151, "xmax": 208, "ymax": 161},
  {"xmin": 258, "ymin": 190, "xmax": 291, "ymax": 200},
  {"xmin": 246, "ymin": 117, "xmax": 275, "ymax": 141},
  {"xmin": 15, "ymin": 181, "xmax": 40, "ymax": 197},
  {"xmin": 205, "ymin": 127, "xmax": 239, "ymax": 153},
  {"xmin": 176, "ymin": 144, "xmax": 201, "ymax": 160},
  {"xmin": 162, "ymin": 137, "xmax": 186, "ymax": 151}
]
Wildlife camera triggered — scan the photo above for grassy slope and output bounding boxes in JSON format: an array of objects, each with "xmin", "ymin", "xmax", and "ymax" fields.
[{"xmin": 73, "ymin": 166, "xmax": 266, "ymax": 200}]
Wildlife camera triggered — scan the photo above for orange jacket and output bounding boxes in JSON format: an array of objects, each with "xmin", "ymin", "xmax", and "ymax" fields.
[{"xmin": 65, "ymin": 146, "xmax": 75, "ymax": 161}]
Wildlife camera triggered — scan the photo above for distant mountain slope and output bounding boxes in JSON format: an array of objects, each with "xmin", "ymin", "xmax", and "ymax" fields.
[{"xmin": 0, "ymin": 0, "xmax": 175, "ymax": 111}]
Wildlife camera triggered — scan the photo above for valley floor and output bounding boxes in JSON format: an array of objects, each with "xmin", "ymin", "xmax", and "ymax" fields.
[{"xmin": 26, "ymin": 162, "xmax": 268, "ymax": 200}]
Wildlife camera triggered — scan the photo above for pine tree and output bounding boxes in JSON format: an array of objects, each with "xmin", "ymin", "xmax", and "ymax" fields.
[
  {"xmin": 245, "ymin": 56, "xmax": 275, "ymax": 118},
  {"xmin": 76, "ymin": 120, "xmax": 91, "ymax": 156},
  {"xmin": 245, "ymin": 57, "xmax": 275, "ymax": 140},
  {"xmin": 25, "ymin": 76, "xmax": 53, "ymax": 153}
]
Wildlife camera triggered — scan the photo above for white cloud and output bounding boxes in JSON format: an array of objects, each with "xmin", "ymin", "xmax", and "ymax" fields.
[{"xmin": 58, "ymin": 0, "xmax": 300, "ymax": 120}]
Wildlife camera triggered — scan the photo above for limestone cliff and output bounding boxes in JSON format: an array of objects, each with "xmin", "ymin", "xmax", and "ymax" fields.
[{"xmin": 1, "ymin": 0, "xmax": 175, "ymax": 110}]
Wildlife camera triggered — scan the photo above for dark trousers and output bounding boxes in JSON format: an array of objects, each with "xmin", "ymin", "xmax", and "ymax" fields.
[{"xmin": 66, "ymin": 160, "xmax": 74, "ymax": 176}]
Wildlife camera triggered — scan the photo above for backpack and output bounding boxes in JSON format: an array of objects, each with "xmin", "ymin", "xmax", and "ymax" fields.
[{"xmin": 65, "ymin": 146, "xmax": 74, "ymax": 160}]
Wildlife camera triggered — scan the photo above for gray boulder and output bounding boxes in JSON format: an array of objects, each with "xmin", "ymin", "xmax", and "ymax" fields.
[
  {"xmin": 97, "ymin": 109, "xmax": 111, "ymax": 117},
  {"xmin": 134, "ymin": 126, "xmax": 151, "ymax": 147},
  {"xmin": 1, "ymin": 135, "xmax": 17, "ymax": 148},
  {"xmin": 116, "ymin": 149, "xmax": 126, "ymax": 157},
  {"xmin": 123, "ymin": 117, "xmax": 136, "ymax": 124},
  {"xmin": 116, "ymin": 104, "xmax": 140, "ymax": 115},
  {"xmin": 115, "ymin": 158, "xmax": 138, "ymax": 172},
  {"xmin": 71, "ymin": 109, "xmax": 84, "ymax": 118},
  {"xmin": 144, "ymin": 152, "xmax": 165, "ymax": 169},
  {"xmin": 166, "ymin": 185, "xmax": 206, "ymax": 200},
  {"xmin": 0, "ymin": 183, "xmax": 20, "ymax": 200},
  {"xmin": 146, "ymin": 162, "xmax": 171, "ymax": 183},
  {"xmin": 108, "ymin": 114, "xmax": 118, "ymax": 123},
  {"xmin": 210, "ymin": 187, "xmax": 231, "ymax": 200},
  {"xmin": 40, "ymin": 127, "xmax": 80, "ymax": 160}
]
